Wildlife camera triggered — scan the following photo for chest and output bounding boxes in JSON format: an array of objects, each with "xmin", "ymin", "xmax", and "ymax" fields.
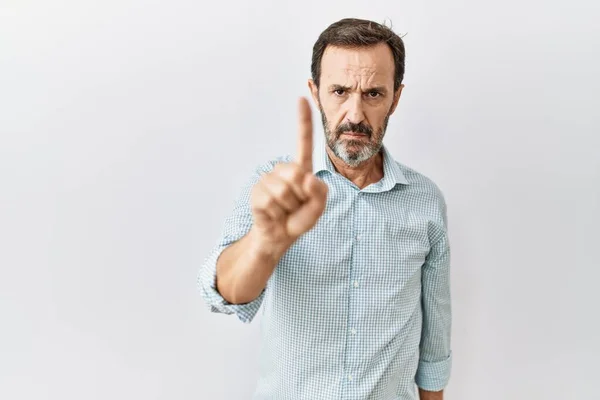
[{"xmin": 274, "ymin": 184, "xmax": 433, "ymax": 291}]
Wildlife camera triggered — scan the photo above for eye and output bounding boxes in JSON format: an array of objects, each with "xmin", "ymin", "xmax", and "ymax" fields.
[
  {"xmin": 367, "ymin": 91, "xmax": 381, "ymax": 98},
  {"xmin": 333, "ymin": 89, "xmax": 346, "ymax": 96}
]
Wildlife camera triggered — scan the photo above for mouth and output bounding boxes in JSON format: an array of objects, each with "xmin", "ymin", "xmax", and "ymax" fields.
[{"xmin": 340, "ymin": 131, "xmax": 368, "ymax": 138}]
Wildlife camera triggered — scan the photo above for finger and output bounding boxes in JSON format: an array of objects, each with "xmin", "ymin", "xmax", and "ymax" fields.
[
  {"xmin": 286, "ymin": 176, "xmax": 328, "ymax": 237},
  {"xmin": 261, "ymin": 173, "xmax": 303, "ymax": 213},
  {"xmin": 252, "ymin": 180, "xmax": 287, "ymax": 220},
  {"xmin": 296, "ymin": 97, "xmax": 313, "ymax": 173},
  {"xmin": 302, "ymin": 175, "xmax": 328, "ymax": 212},
  {"xmin": 272, "ymin": 163, "xmax": 308, "ymax": 202}
]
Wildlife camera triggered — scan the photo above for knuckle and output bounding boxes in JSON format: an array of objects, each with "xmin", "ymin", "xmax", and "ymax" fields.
[
  {"xmin": 289, "ymin": 164, "xmax": 305, "ymax": 182},
  {"xmin": 276, "ymin": 162, "xmax": 293, "ymax": 175},
  {"xmin": 274, "ymin": 183, "xmax": 291, "ymax": 201},
  {"xmin": 264, "ymin": 195, "xmax": 277, "ymax": 210},
  {"xmin": 254, "ymin": 194, "xmax": 269, "ymax": 211},
  {"xmin": 272, "ymin": 164, "xmax": 287, "ymax": 181},
  {"xmin": 251, "ymin": 182, "xmax": 263, "ymax": 200}
]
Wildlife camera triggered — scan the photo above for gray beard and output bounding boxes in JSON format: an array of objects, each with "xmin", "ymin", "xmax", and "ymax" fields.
[
  {"xmin": 321, "ymin": 112, "xmax": 390, "ymax": 167},
  {"xmin": 329, "ymin": 138, "xmax": 381, "ymax": 167}
]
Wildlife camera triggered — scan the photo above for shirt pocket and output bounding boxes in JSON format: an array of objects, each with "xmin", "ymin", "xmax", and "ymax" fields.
[
  {"xmin": 363, "ymin": 211, "xmax": 431, "ymax": 289},
  {"xmin": 274, "ymin": 220, "xmax": 352, "ymax": 287}
]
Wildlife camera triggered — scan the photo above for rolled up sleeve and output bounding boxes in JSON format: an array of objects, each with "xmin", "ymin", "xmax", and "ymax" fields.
[
  {"xmin": 416, "ymin": 198, "xmax": 452, "ymax": 391},
  {"xmin": 198, "ymin": 242, "xmax": 265, "ymax": 323},
  {"xmin": 197, "ymin": 159, "xmax": 278, "ymax": 324}
]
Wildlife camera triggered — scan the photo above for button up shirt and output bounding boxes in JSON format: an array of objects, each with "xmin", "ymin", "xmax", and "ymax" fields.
[{"xmin": 198, "ymin": 144, "xmax": 452, "ymax": 400}]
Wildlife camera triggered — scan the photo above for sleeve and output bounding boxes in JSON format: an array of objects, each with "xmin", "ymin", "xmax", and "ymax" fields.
[
  {"xmin": 415, "ymin": 195, "xmax": 453, "ymax": 391},
  {"xmin": 197, "ymin": 159, "xmax": 276, "ymax": 324}
]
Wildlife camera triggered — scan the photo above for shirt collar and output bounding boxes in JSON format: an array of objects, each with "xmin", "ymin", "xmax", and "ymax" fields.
[{"xmin": 312, "ymin": 143, "xmax": 409, "ymax": 189}]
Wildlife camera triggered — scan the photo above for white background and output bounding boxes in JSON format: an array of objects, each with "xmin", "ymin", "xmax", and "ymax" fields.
[{"xmin": 1, "ymin": 1, "xmax": 599, "ymax": 399}]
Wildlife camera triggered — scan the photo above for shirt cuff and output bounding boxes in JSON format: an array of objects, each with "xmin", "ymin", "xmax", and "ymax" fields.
[
  {"xmin": 198, "ymin": 244, "xmax": 265, "ymax": 324},
  {"xmin": 415, "ymin": 351, "xmax": 452, "ymax": 391}
]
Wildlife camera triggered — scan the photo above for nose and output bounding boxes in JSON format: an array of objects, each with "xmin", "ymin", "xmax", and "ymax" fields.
[{"xmin": 345, "ymin": 94, "xmax": 365, "ymax": 125}]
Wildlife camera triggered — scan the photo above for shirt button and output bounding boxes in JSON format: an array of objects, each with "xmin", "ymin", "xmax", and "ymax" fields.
[
  {"xmin": 353, "ymin": 281, "xmax": 359, "ymax": 288},
  {"xmin": 348, "ymin": 374, "xmax": 353, "ymax": 381},
  {"xmin": 350, "ymin": 328, "xmax": 357, "ymax": 335},
  {"xmin": 356, "ymin": 234, "xmax": 361, "ymax": 241}
]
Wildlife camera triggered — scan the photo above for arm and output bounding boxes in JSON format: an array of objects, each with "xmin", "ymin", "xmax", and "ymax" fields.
[
  {"xmin": 198, "ymin": 97, "xmax": 327, "ymax": 321},
  {"xmin": 418, "ymin": 387, "xmax": 444, "ymax": 400},
  {"xmin": 215, "ymin": 227, "xmax": 290, "ymax": 305},
  {"xmin": 196, "ymin": 162, "xmax": 294, "ymax": 321},
  {"xmin": 215, "ymin": 161, "xmax": 327, "ymax": 305},
  {"xmin": 415, "ymin": 199, "xmax": 452, "ymax": 394},
  {"xmin": 197, "ymin": 162, "xmax": 274, "ymax": 323}
]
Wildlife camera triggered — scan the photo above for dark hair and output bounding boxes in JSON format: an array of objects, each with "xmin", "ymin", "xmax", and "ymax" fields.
[{"xmin": 311, "ymin": 18, "xmax": 406, "ymax": 91}]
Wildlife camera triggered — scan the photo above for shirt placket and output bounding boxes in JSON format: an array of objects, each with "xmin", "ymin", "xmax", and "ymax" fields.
[{"xmin": 343, "ymin": 189, "xmax": 364, "ymax": 399}]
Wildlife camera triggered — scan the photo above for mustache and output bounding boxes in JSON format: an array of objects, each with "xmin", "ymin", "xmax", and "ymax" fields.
[{"xmin": 335, "ymin": 122, "xmax": 373, "ymax": 137}]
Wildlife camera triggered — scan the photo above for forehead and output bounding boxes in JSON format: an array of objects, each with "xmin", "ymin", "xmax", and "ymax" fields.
[{"xmin": 319, "ymin": 43, "xmax": 395, "ymax": 86}]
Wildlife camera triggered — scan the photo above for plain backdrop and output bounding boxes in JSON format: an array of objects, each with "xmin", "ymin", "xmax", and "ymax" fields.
[{"xmin": 1, "ymin": 1, "xmax": 599, "ymax": 399}]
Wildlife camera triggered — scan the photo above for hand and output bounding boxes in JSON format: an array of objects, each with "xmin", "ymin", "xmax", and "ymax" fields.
[{"xmin": 250, "ymin": 97, "xmax": 328, "ymax": 250}]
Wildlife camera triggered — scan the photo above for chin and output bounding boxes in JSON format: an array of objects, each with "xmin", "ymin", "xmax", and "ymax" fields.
[{"xmin": 334, "ymin": 144, "xmax": 375, "ymax": 166}]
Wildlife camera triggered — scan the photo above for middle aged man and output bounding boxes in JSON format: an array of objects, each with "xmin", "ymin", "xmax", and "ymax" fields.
[{"xmin": 199, "ymin": 18, "xmax": 452, "ymax": 400}]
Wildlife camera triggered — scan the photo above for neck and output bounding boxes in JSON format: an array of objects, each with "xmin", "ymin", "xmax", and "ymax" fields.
[{"xmin": 326, "ymin": 147, "xmax": 384, "ymax": 189}]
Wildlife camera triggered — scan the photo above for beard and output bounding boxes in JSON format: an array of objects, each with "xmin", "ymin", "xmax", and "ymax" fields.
[{"xmin": 319, "ymin": 107, "xmax": 390, "ymax": 167}]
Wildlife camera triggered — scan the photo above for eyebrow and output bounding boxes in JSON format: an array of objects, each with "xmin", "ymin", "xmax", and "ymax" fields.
[{"xmin": 328, "ymin": 84, "xmax": 388, "ymax": 93}]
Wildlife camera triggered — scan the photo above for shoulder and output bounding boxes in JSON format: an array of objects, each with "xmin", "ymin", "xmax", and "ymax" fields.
[
  {"xmin": 252, "ymin": 154, "xmax": 293, "ymax": 175},
  {"xmin": 394, "ymin": 161, "xmax": 448, "ymax": 229},
  {"xmin": 398, "ymin": 162, "xmax": 446, "ymax": 203}
]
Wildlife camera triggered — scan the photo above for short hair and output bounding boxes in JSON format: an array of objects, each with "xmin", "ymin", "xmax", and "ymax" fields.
[{"xmin": 311, "ymin": 18, "xmax": 406, "ymax": 91}]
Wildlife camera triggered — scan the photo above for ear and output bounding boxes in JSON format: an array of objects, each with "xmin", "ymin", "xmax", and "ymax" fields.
[
  {"xmin": 308, "ymin": 79, "xmax": 320, "ymax": 108},
  {"xmin": 388, "ymin": 84, "xmax": 405, "ymax": 115}
]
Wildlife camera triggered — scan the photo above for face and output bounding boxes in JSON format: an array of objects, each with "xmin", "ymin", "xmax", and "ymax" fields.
[{"xmin": 309, "ymin": 43, "xmax": 404, "ymax": 167}]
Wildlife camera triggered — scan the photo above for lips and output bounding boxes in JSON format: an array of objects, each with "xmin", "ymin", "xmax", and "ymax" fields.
[{"xmin": 341, "ymin": 131, "xmax": 367, "ymax": 137}]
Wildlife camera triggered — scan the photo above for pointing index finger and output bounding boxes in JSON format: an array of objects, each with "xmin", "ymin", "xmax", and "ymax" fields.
[{"xmin": 297, "ymin": 97, "xmax": 313, "ymax": 172}]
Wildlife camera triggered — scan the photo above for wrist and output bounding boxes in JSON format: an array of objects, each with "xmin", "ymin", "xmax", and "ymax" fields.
[
  {"xmin": 247, "ymin": 227, "xmax": 292, "ymax": 264},
  {"xmin": 418, "ymin": 388, "xmax": 443, "ymax": 400}
]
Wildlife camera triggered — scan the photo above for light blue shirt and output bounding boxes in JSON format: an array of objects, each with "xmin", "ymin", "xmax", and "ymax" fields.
[{"xmin": 198, "ymin": 144, "xmax": 452, "ymax": 400}]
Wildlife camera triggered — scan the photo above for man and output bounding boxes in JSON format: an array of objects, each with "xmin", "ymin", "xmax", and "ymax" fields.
[{"xmin": 199, "ymin": 18, "xmax": 452, "ymax": 400}]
